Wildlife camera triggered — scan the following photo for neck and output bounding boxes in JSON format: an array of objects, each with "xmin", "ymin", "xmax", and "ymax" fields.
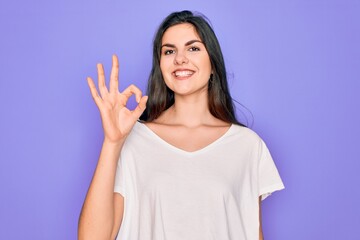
[{"xmin": 160, "ymin": 93, "xmax": 217, "ymax": 127}]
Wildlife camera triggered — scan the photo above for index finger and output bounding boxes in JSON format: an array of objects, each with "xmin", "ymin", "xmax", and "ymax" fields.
[
  {"xmin": 121, "ymin": 84, "xmax": 143, "ymax": 103},
  {"xmin": 109, "ymin": 54, "xmax": 119, "ymax": 93}
]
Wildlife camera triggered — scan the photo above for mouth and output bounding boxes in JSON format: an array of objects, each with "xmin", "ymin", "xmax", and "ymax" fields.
[{"xmin": 173, "ymin": 70, "xmax": 195, "ymax": 78}]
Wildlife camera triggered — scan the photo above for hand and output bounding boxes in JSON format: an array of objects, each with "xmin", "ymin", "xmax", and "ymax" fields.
[{"xmin": 87, "ymin": 55, "xmax": 148, "ymax": 144}]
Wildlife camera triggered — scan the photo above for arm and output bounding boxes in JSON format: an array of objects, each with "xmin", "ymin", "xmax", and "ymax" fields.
[
  {"xmin": 259, "ymin": 197, "xmax": 264, "ymax": 240},
  {"xmin": 78, "ymin": 140, "xmax": 124, "ymax": 240},
  {"xmin": 78, "ymin": 55, "xmax": 147, "ymax": 240}
]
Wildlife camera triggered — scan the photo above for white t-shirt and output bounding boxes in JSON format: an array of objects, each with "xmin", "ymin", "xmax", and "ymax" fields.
[{"xmin": 114, "ymin": 121, "xmax": 284, "ymax": 240}]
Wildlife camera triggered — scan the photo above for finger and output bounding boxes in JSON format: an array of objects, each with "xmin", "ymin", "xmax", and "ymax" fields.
[
  {"xmin": 109, "ymin": 55, "xmax": 119, "ymax": 93},
  {"xmin": 97, "ymin": 63, "xmax": 108, "ymax": 98},
  {"xmin": 132, "ymin": 95, "xmax": 148, "ymax": 119},
  {"xmin": 87, "ymin": 77, "xmax": 102, "ymax": 106},
  {"xmin": 121, "ymin": 84, "xmax": 143, "ymax": 103}
]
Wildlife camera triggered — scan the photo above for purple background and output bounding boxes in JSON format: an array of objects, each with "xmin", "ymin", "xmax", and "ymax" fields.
[{"xmin": 1, "ymin": 0, "xmax": 359, "ymax": 239}]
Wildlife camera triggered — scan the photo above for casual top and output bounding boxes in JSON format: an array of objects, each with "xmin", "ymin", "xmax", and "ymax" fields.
[{"xmin": 114, "ymin": 121, "xmax": 284, "ymax": 240}]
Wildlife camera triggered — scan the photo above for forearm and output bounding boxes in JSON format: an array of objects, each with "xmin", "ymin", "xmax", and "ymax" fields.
[
  {"xmin": 78, "ymin": 140, "xmax": 124, "ymax": 240},
  {"xmin": 259, "ymin": 197, "xmax": 264, "ymax": 240}
]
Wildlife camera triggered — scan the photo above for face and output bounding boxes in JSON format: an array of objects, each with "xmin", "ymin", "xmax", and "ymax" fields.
[{"xmin": 160, "ymin": 23, "xmax": 212, "ymax": 97}]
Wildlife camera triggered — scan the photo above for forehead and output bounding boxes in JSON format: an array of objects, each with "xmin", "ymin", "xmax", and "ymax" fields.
[{"xmin": 162, "ymin": 23, "xmax": 201, "ymax": 44}]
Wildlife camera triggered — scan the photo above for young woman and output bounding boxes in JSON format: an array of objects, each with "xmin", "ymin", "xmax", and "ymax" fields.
[{"xmin": 78, "ymin": 10, "xmax": 284, "ymax": 240}]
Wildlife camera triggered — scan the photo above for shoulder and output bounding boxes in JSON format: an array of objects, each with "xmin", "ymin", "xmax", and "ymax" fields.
[
  {"xmin": 226, "ymin": 124, "xmax": 272, "ymax": 156},
  {"xmin": 230, "ymin": 124, "xmax": 263, "ymax": 143}
]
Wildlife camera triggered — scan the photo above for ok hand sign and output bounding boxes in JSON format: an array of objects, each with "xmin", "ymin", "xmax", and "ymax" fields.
[{"xmin": 87, "ymin": 55, "xmax": 148, "ymax": 144}]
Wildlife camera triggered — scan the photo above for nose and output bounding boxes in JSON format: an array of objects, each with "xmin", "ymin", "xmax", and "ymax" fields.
[{"xmin": 174, "ymin": 52, "xmax": 189, "ymax": 65}]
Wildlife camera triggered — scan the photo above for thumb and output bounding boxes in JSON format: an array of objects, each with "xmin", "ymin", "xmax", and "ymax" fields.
[{"xmin": 133, "ymin": 96, "xmax": 148, "ymax": 119}]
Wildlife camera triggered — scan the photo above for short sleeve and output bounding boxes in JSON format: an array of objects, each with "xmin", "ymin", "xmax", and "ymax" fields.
[
  {"xmin": 258, "ymin": 140, "xmax": 285, "ymax": 200},
  {"xmin": 114, "ymin": 156, "xmax": 126, "ymax": 197}
]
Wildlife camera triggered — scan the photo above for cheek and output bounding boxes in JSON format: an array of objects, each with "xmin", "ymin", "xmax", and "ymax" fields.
[
  {"xmin": 195, "ymin": 53, "xmax": 211, "ymax": 71},
  {"xmin": 200, "ymin": 58, "xmax": 212, "ymax": 74},
  {"xmin": 160, "ymin": 59, "xmax": 168, "ymax": 72},
  {"xmin": 159, "ymin": 62, "xmax": 170, "ymax": 85},
  {"xmin": 160, "ymin": 60, "xmax": 173, "ymax": 79},
  {"xmin": 159, "ymin": 65, "xmax": 167, "ymax": 80},
  {"xmin": 205, "ymin": 55, "xmax": 212, "ymax": 67}
]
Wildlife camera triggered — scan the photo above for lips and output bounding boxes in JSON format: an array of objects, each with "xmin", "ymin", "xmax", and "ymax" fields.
[{"xmin": 173, "ymin": 70, "xmax": 195, "ymax": 77}]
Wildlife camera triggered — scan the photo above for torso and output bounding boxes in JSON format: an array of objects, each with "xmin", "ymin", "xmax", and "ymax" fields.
[{"xmin": 115, "ymin": 121, "xmax": 283, "ymax": 240}]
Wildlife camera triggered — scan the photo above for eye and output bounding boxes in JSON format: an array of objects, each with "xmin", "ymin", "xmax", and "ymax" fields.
[
  {"xmin": 189, "ymin": 46, "xmax": 200, "ymax": 52},
  {"xmin": 163, "ymin": 49, "xmax": 175, "ymax": 55}
]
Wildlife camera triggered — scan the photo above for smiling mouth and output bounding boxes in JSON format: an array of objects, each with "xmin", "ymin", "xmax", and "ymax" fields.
[{"xmin": 174, "ymin": 70, "xmax": 194, "ymax": 77}]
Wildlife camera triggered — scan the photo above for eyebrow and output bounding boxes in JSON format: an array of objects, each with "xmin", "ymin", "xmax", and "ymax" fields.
[{"xmin": 161, "ymin": 40, "xmax": 203, "ymax": 49}]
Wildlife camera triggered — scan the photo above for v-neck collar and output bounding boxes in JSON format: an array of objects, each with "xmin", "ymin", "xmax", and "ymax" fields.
[{"xmin": 135, "ymin": 121, "xmax": 235, "ymax": 156}]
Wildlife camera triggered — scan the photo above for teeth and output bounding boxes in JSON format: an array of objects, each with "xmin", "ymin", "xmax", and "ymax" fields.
[{"xmin": 175, "ymin": 71, "xmax": 193, "ymax": 77}]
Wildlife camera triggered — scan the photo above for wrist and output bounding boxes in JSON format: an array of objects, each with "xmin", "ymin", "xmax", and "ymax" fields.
[{"xmin": 102, "ymin": 138, "xmax": 125, "ymax": 149}]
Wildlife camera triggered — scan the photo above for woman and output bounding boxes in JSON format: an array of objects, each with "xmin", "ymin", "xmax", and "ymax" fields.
[{"xmin": 78, "ymin": 10, "xmax": 284, "ymax": 240}]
